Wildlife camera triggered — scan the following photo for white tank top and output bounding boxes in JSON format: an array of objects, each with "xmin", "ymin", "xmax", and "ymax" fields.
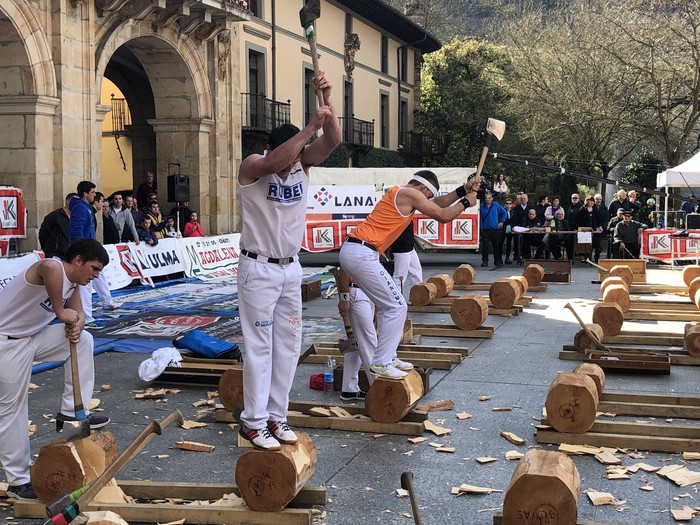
[
  {"xmin": 0, "ymin": 258, "xmax": 77, "ymax": 338},
  {"xmin": 239, "ymin": 162, "xmax": 308, "ymax": 259}
]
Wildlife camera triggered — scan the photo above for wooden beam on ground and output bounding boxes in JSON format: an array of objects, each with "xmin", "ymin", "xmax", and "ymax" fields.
[
  {"xmin": 303, "ymin": 350, "xmax": 457, "ymax": 370},
  {"xmin": 604, "ymin": 333, "xmax": 684, "ymax": 346},
  {"xmin": 408, "ymin": 304, "xmax": 521, "ymax": 316},
  {"xmin": 430, "ymin": 295, "xmax": 533, "ymax": 307},
  {"xmin": 629, "ymin": 284, "xmax": 686, "ymax": 294},
  {"xmin": 311, "ymin": 342, "xmax": 463, "ymax": 364},
  {"xmin": 624, "ymin": 309, "xmax": 700, "ymax": 322},
  {"xmin": 559, "ymin": 348, "xmax": 700, "ymax": 366},
  {"xmin": 454, "ymin": 282, "xmax": 547, "ymax": 292},
  {"xmin": 412, "ymin": 322, "xmax": 494, "ymax": 339},
  {"xmin": 597, "ymin": 391, "xmax": 700, "ymax": 419}
]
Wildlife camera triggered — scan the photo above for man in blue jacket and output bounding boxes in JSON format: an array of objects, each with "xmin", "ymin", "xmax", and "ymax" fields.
[
  {"xmin": 69, "ymin": 181, "xmax": 98, "ymax": 326},
  {"xmin": 479, "ymin": 191, "xmax": 507, "ymax": 267}
]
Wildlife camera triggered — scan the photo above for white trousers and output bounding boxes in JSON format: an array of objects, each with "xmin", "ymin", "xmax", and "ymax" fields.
[
  {"xmin": 92, "ymin": 272, "xmax": 114, "ymax": 307},
  {"xmin": 393, "ymin": 249, "xmax": 423, "ymax": 292},
  {"xmin": 237, "ymin": 256, "xmax": 302, "ymax": 429},
  {"xmin": 342, "ymin": 286, "xmax": 376, "ymax": 392},
  {"xmin": 79, "ymin": 283, "xmax": 94, "ymax": 323},
  {"xmin": 339, "ymin": 242, "xmax": 407, "ymax": 366},
  {"xmin": 0, "ymin": 326, "xmax": 94, "ymax": 485}
]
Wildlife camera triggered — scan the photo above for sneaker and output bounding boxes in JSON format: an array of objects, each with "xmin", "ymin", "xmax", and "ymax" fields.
[
  {"xmin": 370, "ymin": 363, "xmax": 408, "ymax": 380},
  {"xmin": 480, "ymin": 262, "xmax": 488, "ymax": 267},
  {"xmin": 103, "ymin": 301, "xmax": 123, "ymax": 311},
  {"xmin": 239, "ymin": 426, "xmax": 281, "ymax": 450},
  {"xmin": 56, "ymin": 412, "xmax": 110, "ymax": 432},
  {"xmin": 340, "ymin": 390, "xmax": 366, "ymax": 401},
  {"xmin": 6, "ymin": 483, "xmax": 38, "ymax": 500},
  {"xmin": 267, "ymin": 420, "xmax": 298, "ymax": 444},
  {"xmin": 85, "ymin": 321, "xmax": 106, "ymax": 329},
  {"xmin": 392, "ymin": 357, "xmax": 414, "ymax": 371}
]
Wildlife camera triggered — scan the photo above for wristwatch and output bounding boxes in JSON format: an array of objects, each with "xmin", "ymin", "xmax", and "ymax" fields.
[{"xmin": 339, "ymin": 293, "xmax": 350, "ymax": 302}]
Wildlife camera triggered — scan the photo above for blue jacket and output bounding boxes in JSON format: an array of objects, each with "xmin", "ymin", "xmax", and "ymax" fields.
[
  {"xmin": 479, "ymin": 201, "xmax": 507, "ymax": 231},
  {"xmin": 68, "ymin": 197, "xmax": 95, "ymax": 242}
]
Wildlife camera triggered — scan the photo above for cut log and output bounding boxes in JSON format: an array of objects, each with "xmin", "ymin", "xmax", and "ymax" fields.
[
  {"xmin": 508, "ymin": 275, "xmax": 529, "ymax": 295},
  {"xmin": 683, "ymin": 265, "xmax": 700, "ymax": 287},
  {"xmin": 573, "ymin": 324, "xmax": 605, "ymax": 352},
  {"xmin": 218, "ymin": 366, "xmax": 244, "ymax": 412},
  {"xmin": 31, "ymin": 431, "xmax": 118, "ymax": 504},
  {"xmin": 689, "ymin": 277, "xmax": 700, "ymax": 307},
  {"xmin": 365, "ymin": 369, "xmax": 424, "ymax": 423},
  {"xmin": 600, "ymin": 276, "xmax": 628, "ymax": 295},
  {"xmin": 450, "ymin": 294, "xmax": 488, "ymax": 331},
  {"xmin": 400, "ymin": 319, "xmax": 414, "ymax": 344},
  {"xmin": 453, "ymin": 264, "xmax": 476, "ymax": 285},
  {"xmin": 84, "ymin": 510, "xmax": 130, "ymax": 525},
  {"xmin": 235, "ymin": 432, "xmax": 316, "ymax": 512},
  {"xmin": 545, "ymin": 372, "xmax": 599, "ymax": 434},
  {"xmin": 693, "ymin": 286, "xmax": 700, "ymax": 310},
  {"xmin": 573, "ymin": 363, "xmax": 605, "ymax": 396},
  {"xmin": 522, "ymin": 264, "xmax": 545, "ymax": 287},
  {"xmin": 684, "ymin": 323, "xmax": 700, "ymax": 357},
  {"xmin": 409, "ymin": 282, "xmax": 438, "ymax": 307},
  {"xmin": 427, "ymin": 274, "xmax": 454, "ymax": 298},
  {"xmin": 602, "ymin": 283, "xmax": 630, "ymax": 313},
  {"xmin": 489, "ymin": 279, "xmax": 522, "ymax": 310},
  {"xmin": 608, "ymin": 265, "xmax": 634, "ymax": 288},
  {"xmin": 591, "ymin": 302, "xmax": 624, "ymax": 337},
  {"xmin": 503, "ymin": 450, "xmax": 580, "ymax": 525}
]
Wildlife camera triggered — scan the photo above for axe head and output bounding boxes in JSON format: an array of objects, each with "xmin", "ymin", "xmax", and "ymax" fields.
[
  {"xmin": 299, "ymin": 0, "xmax": 321, "ymax": 29},
  {"xmin": 337, "ymin": 338, "xmax": 358, "ymax": 354},
  {"xmin": 486, "ymin": 118, "xmax": 506, "ymax": 141}
]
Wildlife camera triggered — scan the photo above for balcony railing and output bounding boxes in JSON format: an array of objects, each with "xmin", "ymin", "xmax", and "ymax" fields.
[
  {"xmin": 399, "ymin": 131, "xmax": 447, "ymax": 156},
  {"xmin": 339, "ymin": 116, "xmax": 374, "ymax": 147},
  {"xmin": 242, "ymin": 93, "xmax": 291, "ymax": 132},
  {"xmin": 110, "ymin": 94, "xmax": 131, "ymax": 136}
]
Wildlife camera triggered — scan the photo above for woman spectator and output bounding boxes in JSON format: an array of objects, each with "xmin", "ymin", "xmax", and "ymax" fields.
[
  {"xmin": 183, "ymin": 211, "xmax": 204, "ymax": 237},
  {"xmin": 544, "ymin": 195, "xmax": 563, "ymax": 222},
  {"xmin": 492, "ymin": 173, "xmax": 508, "ymax": 203},
  {"xmin": 163, "ymin": 216, "xmax": 181, "ymax": 238}
]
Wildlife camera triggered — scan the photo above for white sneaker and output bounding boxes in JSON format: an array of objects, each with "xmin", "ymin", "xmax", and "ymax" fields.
[
  {"xmin": 267, "ymin": 420, "xmax": 298, "ymax": 444},
  {"xmin": 392, "ymin": 357, "xmax": 414, "ymax": 371},
  {"xmin": 103, "ymin": 301, "xmax": 123, "ymax": 311},
  {"xmin": 370, "ymin": 363, "xmax": 408, "ymax": 380},
  {"xmin": 239, "ymin": 426, "xmax": 281, "ymax": 450}
]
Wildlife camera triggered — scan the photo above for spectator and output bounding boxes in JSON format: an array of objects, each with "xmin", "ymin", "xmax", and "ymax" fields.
[
  {"xmin": 136, "ymin": 171, "xmax": 157, "ymax": 209},
  {"xmin": 164, "ymin": 216, "xmax": 182, "ymax": 238},
  {"xmin": 102, "ymin": 200, "xmax": 121, "ymax": 245},
  {"xmin": 566, "ymin": 193, "xmax": 583, "ymax": 229},
  {"xmin": 183, "ymin": 211, "xmax": 204, "ymax": 237},
  {"xmin": 607, "ymin": 208, "xmax": 625, "ymax": 258},
  {"xmin": 145, "ymin": 201, "xmax": 166, "ymax": 239},
  {"xmin": 627, "ymin": 190, "xmax": 641, "ymax": 220},
  {"xmin": 38, "ymin": 193, "xmax": 76, "ymax": 259},
  {"xmin": 593, "ymin": 194, "xmax": 608, "ymax": 261},
  {"xmin": 492, "ymin": 173, "xmax": 508, "ymax": 203},
  {"xmin": 521, "ymin": 208, "xmax": 545, "ymax": 259},
  {"xmin": 108, "ymin": 193, "xmax": 139, "ymax": 244},
  {"xmin": 545, "ymin": 208, "xmax": 573, "ymax": 260},
  {"xmin": 137, "ymin": 217, "xmax": 159, "ymax": 246},
  {"xmin": 91, "ymin": 192, "xmax": 122, "ymax": 311},
  {"xmin": 534, "ymin": 195, "xmax": 548, "ymax": 223},
  {"xmin": 681, "ymin": 199, "xmax": 696, "ymax": 216},
  {"xmin": 608, "ymin": 189, "xmax": 629, "ymax": 218},
  {"xmin": 479, "ymin": 191, "xmax": 507, "ymax": 267},
  {"xmin": 124, "ymin": 195, "xmax": 140, "ymax": 227},
  {"xmin": 69, "ymin": 182, "xmax": 100, "ymax": 325},
  {"xmin": 576, "ymin": 195, "xmax": 603, "ymax": 262},
  {"xmin": 169, "ymin": 201, "xmax": 192, "ymax": 233},
  {"xmin": 613, "ymin": 210, "xmax": 646, "ymax": 258},
  {"xmin": 544, "ymin": 195, "xmax": 563, "ymax": 222},
  {"xmin": 641, "ymin": 198, "xmax": 657, "ymax": 228},
  {"xmin": 502, "ymin": 197, "xmax": 516, "ymax": 264}
]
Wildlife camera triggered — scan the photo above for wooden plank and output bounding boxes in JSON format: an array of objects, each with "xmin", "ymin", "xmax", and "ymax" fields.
[
  {"xmin": 454, "ymin": 282, "xmax": 547, "ymax": 292},
  {"xmin": 596, "ymin": 259, "xmax": 646, "ymax": 282},
  {"xmin": 559, "ymin": 349, "xmax": 700, "ymax": 366},
  {"xmin": 604, "ymin": 333, "xmax": 684, "ymax": 346},
  {"xmin": 307, "ymin": 342, "xmax": 470, "ymax": 356},
  {"xmin": 628, "ymin": 299, "xmax": 694, "ymax": 309},
  {"xmin": 408, "ymin": 304, "xmax": 520, "ymax": 316},
  {"xmin": 431, "ymin": 295, "xmax": 532, "ymax": 307},
  {"xmin": 494, "ymin": 514, "xmax": 627, "ymax": 525},
  {"xmin": 312, "ymin": 344, "xmax": 463, "ymax": 363},
  {"xmin": 536, "ymin": 427, "xmax": 700, "ymax": 453},
  {"xmin": 289, "ymin": 400, "xmax": 428, "ymax": 423},
  {"xmin": 412, "ymin": 322, "xmax": 494, "ymax": 339},
  {"xmin": 624, "ymin": 310, "xmax": 700, "ymax": 322},
  {"xmin": 629, "ymin": 284, "xmax": 686, "ymax": 294},
  {"xmin": 563, "ymin": 344, "xmax": 686, "ymax": 355},
  {"xmin": 601, "ymin": 391, "xmax": 700, "ymax": 407},
  {"xmin": 303, "ymin": 353, "xmax": 454, "ymax": 370},
  {"xmin": 588, "ymin": 352, "xmax": 670, "ymax": 374},
  {"xmin": 598, "ymin": 399, "xmax": 700, "ymax": 419}
]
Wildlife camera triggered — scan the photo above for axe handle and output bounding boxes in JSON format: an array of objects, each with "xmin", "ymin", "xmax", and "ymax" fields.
[
  {"xmin": 585, "ymin": 258, "xmax": 609, "ymax": 273},
  {"xmin": 308, "ymin": 37, "xmax": 325, "ymax": 107},
  {"xmin": 68, "ymin": 340, "xmax": 86, "ymax": 419},
  {"xmin": 473, "ymin": 133, "xmax": 494, "ymax": 184},
  {"xmin": 563, "ymin": 303, "xmax": 609, "ymax": 353}
]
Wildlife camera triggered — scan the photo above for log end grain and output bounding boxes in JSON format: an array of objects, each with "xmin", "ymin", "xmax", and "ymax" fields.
[
  {"xmin": 545, "ymin": 372, "xmax": 599, "ymax": 434},
  {"xmin": 409, "ymin": 282, "xmax": 438, "ymax": 307},
  {"xmin": 365, "ymin": 369, "xmax": 424, "ymax": 423},
  {"xmin": 608, "ymin": 265, "xmax": 634, "ymax": 288},
  {"xmin": 427, "ymin": 274, "xmax": 454, "ymax": 298},
  {"xmin": 453, "ymin": 264, "xmax": 476, "ymax": 285},
  {"xmin": 591, "ymin": 302, "xmax": 624, "ymax": 337},
  {"xmin": 218, "ymin": 366, "xmax": 244, "ymax": 412},
  {"xmin": 573, "ymin": 362, "xmax": 606, "ymax": 396},
  {"xmin": 489, "ymin": 279, "xmax": 521, "ymax": 310},
  {"xmin": 450, "ymin": 294, "xmax": 488, "ymax": 331},
  {"xmin": 573, "ymin": 324, "xmax": 605, "ymax": 352},
  {"xmin": 685, "ymin": 323, "xmax": 700, "ymax": 357},
  {"xmin": 522, "ymin": 264, "xmax": 545, "ymax": 287},
  {"xmin": 683, "ymin": 265, "xmax": 700, "ymax": 287},
  {"xmin": 600, "ymin": 276, "xmax": 628, "ymax": 295},
  {"xmin": 602, "ymin": 284, "xmax": 630, "ymax": 312}
]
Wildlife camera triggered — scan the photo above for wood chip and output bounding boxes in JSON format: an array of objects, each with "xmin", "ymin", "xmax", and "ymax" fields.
[
  {"xmin": 500, "ymin": 431, "xmax": 525, "ymax": 445},
  {"xmin": 329, "ymin": 406, "xmax": 353, "ymax": 418},
  {"xmin": 476, "ymin": 456, "xmax": 497, "ymax": 464},
  {"xmin": 436, "ymin": 447, "xmax": 455, "ymax": 453},
  {"xmin": 134, "ymin": 388, "xmax": 167, "ymax": 400},
  {"xmin": 158, "ymin": 519, "xmax": 186, "ymax": 525},
  {"xmin": 309, "ymin": 407, "xmax": 332, "ymax": 417},
  {"xmin": 180, "ymin": 420, "xmax": 208, "ymax": 429},
  {"xmin": 428, "ymin": 442, "xmax": 444, "ymax": 448},
  {"xmin": 658, "ymin": 465, "xmax": 700, "ymax": 487},
  {"xmin": 595, "ymin": 450, "xmax": 622, "ymax": 465},
  {"xmin": 415, "ymin": 400, "xmax": 455, "ymax": 412},
  {"xmin": 505, "ymin": 450, "xmax": 524, "ymax": 461},
  {"xmin": 492, "ymin": 407, "xmax": 512, "ymax": 412},
  {"xmin": 478, "ymin": 395, "xmax": 491, "ymax": 401},
  {"xmin": 192, "ymin": 399, "xmax": 212, "ymax": 407},
  {"xmin": 452, "ymin": 483, "xmax": 502, "ymax": 495},
  {"xmin": 682, "ymin": 452, "xmax": 700, "ymax": 461},
  {"xmin": 408, "ymin": 436, "xmax": 428, "ymax": 444},
  {"xmin": 671, "ymin": 506, "xmax": 696, "ymax": 521},
  {"xmin": 100, "ymin": 384, "xmax": 111, "ymax": 392},
  {"xmin": 175, "ymin": 440, "xmax": 215, "ymax": 452},
  {"xmin": 585, "ymin": 489, "xmax": 615, "ymax": 506},
  {"xmin": 456, "ymin": 412, "xmax": 472, "ymax": 420},
  {"xmin": 558, "ymin": 443, "xmax": 602, "ymax": 455},
  {"xmin": 396, "ymin": 489, "xmax": 409, "ymax": 498},
  {"xmin": 424, "ymin": 420, "xmax": 452, "ymax": 436},
  {"xmin": 639, "ymin": 485, "xmax": 654, "ymax": 491}
]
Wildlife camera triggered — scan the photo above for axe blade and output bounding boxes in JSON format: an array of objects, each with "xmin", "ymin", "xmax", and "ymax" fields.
[
  {"xmin": 486, "ymin": 118, "xmax": 506, "ymax": 141},
  {"xmin": 337, "ymin": 338, "xmax": 358, "ymax": 354},
  {"xmin": 299, "ymin": 0, "xmax": 321, "ymax": 28}
]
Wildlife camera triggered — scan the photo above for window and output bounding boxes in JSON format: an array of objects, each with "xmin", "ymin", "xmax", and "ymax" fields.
[
  {"xmin": 304, "ymin": 68, "xmax": 315, "ymax": 124},
  {"xmin": 400, "ymin": 47, "xmax": 408, "ymax": 82},
  {"xmin": 248, "ymin": 50, "xmax": 263, "ymax": 94},
  {"xmin": 344, "ymin": 81, "xmax": 353, "ymax": 118},
  {"xmin": 381, "ymin": 35, "xmax": 389, "ymax": 74},
  {"xmin": 249, "ymin": 0, "xmax": 261, "ymax": 17},
  {"xmin": 380, "ymin": 93, "xmax": 390, "ymax": 148},
  {"xmin": 400, "ymin": 99, "xmax": 408, "ymax": 134}
]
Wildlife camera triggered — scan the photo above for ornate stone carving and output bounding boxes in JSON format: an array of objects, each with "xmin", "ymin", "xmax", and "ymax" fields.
[
  {"xmin": 217, "ymin": 31, "xmax": 231, "ymax": 81},
  {"xmin": 344, "ymin": 33, "xmax": 361, "ymax": 79}
]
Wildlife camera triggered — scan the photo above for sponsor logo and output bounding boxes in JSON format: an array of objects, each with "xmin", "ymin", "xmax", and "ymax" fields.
[
  {"xmin": 417, "ymin": 219, "xmax": 438, "ymax": 240},
  {"xmin": 313, "ymin": 227, "xmax": 334, "ymax": 249},
  {"xmin": 254, "ymin": 320, "xmax": 273, "ymax": 328},
  {"xmin": 288, "ymin": 316, "xmax": 302, "ymax": 327},
  {"xmin": 146, "ymin": 315, "xmax": 219, "ymax": 327},
  {"xmin": 267, "ymin": 182, "xmax": 303, "ymax": 203},
  {"xmin": 648, "ymin": 234, "xmax": 669, "ymax": 254},
  {"xmin": 0, "ymin": 197, "xmax": 18, "ymax": 228},
  {"xmin": 315, "ymin": 187, "xmax": 333, "ymax": 206},
  {"xmin": 452, "ymin": 219, "xmax": 473, "ymax": 241}
]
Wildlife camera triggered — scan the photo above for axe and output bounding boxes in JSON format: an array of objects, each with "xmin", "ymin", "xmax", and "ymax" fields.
[
  {"xmin": 472, "ymin": 118, "xmax": 506, "ymax": 184},
  {"xmin": 62, "ymin": 340, "xmax": 90, "ymax": 442},
  {"xmin": 299, "ymin": 0, "xmax": 324, "ymax": 107}
]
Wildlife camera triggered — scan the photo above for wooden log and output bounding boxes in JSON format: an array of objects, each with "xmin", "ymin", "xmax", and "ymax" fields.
[
  {"xmin": 508, "ymin": 275, "xmax": 529, "ymax": 295},
  {"xmin": 409, "ymin": 282, "xmax": 438, "ymax": 307},
  {"xmin": 31, "ymin": 431, "xmax": 118, "ymax": 504},
  {"xmin": 453, "ymin": 264, "xmax": 476, "ymax": 285},
  {"xmin": 591, "ymin": 303, "xmax": 624, "ymax": 337},
  {"xmin": 503, "ymin": 449, "xmax": 580, "ymax": 525},
  {"xmin": 365, "ymin": 369, "xmax": 424, "ymax": 423},
  {"xmin": 602, "ymin": 284, "xmax": 630, "ymax": 313},
  {"xmin": 235, "ymin": 432, "xmax": 316, "ymax": 512},
  {"xmin": 689, "ymin": 277, "xmax": 700, "ymax": 308},
  {"xmin": 450, "ymin": 294, "xmax": 488, "ymax": 331},
  {"xmin": 218, "ymin": 366, "xmax": 244, "ymax": 412},
  {"xmin": 545, "ymin": 372, "xmax": 599, "ymax": 434},
  {"xmin": 683, "ymin": 265, "xmax": 700, "ymax": 287},
  {"xmin": 489, "ymin": 279, "xmax": 522, "ymax": 310},
  {"xmin": 522, "ymin": 264, "xmax": 545, "ymax": 287},
  {"xmin": 685, "ymin": 323, "xmax": 700, "ymax": 358},
  {"xmin": 427, "ymin": 274, "xmax": 454, "ymax": 298},
  {"xmin": 608, "ymin": 265, "xmax": 634, "ymax": 288},
  {"xmin": 573, "ymin": 324, "xmax": 605, "ymax": 352},
  {"xmin": 600, "ymin": 276, "xmax": 628, "ymax": 295},
  {"xmin": 573, "ymin": 363, "xmax": 605, "ymax": 396},
  {"xmin": 400, "ymin": 319, "xmax": 414, "ymax": 344}
]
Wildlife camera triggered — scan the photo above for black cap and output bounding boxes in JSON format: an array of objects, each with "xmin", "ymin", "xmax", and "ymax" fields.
[{"xmin": 622, "ymin": 210, "xmax": 633, "ymax": 216}]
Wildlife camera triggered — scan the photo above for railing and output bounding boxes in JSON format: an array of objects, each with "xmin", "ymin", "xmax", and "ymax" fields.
[
  {"xmin": 110, "ymin": 95, "xmax": 131, "ymax": 136},
  {"xmin": 242, "ymin": 93, "xmax": 291, "ymax": 132},
  {"xmin": 399, "ymin": 131, "xmax": 447, "ymax": 156},
  {"xmin": 338, "ymin": 116, "xmax": 374, "ymax": 147}
]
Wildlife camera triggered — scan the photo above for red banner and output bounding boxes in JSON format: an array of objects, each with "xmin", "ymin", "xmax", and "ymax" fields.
[
  {"xmin": 642, "ymin": 228, "xmax": 700, "ymax": 261},
  {"xmin": 0, "ymin": 187, "xmax": 26, "ymax": 239}
]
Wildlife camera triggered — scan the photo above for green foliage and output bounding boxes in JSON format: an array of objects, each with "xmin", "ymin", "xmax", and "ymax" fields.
[
  {"xmin": 319, "ymin": 143, "xmax": 351, "ymax": 168},
  {"xmin": 355, "ymin": 148, "xmax": 404, "ymax": 168},
  {"xmin": 620, "ymin": 148, "xmax": 664, "ymax": 202},
  {"xmin": 242, "ymin": 134, "xmax": 267, "ymax": 159}
]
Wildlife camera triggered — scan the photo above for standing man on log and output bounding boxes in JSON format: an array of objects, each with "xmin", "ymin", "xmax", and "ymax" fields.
[
  {"xmin": 236, "ymin": 70, "xmax": 341, "ymax": 450},
  {"xmin": 0, "ymin": 239, "xmax": 109, "ymax": 500},
  {"xmin": 339, "ymin": 171, "xmax": 479, "ymax": 380}
]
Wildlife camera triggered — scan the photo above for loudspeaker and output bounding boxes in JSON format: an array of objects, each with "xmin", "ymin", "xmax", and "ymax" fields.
[
  {"xmin": 167, "ymin": 174, "xmax": 190, "ymax": 202},
  {"xmin": 687, "ymin": 213, "xmax": 700, "ymax": 230}
]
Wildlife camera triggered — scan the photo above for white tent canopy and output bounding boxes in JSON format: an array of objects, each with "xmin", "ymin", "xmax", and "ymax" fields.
[{"xmin": 657, "ymin": 151, "xmax": 700, "ymax": 187}]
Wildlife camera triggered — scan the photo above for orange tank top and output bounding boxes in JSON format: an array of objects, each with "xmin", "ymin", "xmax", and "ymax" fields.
[{"xmin": 349, "ymin": 186, "xmax": 412, "ymax": 253}]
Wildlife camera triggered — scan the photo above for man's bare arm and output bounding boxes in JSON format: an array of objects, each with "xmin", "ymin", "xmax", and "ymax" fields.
[
  {"xmin": 31, "ymin": 260, "xmax": 80, "ymax": 325},
  {"xmin": 301, "ymin": 72, "xmax": 342, "ymax": 168},
  {"xmin": 397, "ymin": 188, "xmax": 471, "ymax": 223}
]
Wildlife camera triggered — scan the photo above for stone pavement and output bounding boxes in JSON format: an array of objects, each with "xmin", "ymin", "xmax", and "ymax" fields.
[{"xmin": 1, "ymin": 253, "xmax": 698, "ymax": 525}]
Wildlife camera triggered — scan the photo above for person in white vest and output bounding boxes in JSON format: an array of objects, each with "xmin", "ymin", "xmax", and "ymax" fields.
[
  {"xmin": 236, "ymin": 70, "xmax": 341, "ymax": 450},
  {"xmin": 0, "ymin": 239, "xmax": 110, "ymax": 500}
]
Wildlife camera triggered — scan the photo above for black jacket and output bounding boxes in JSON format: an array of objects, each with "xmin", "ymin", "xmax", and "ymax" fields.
[
  {"xmin": 38, "ymin": 208, "xmax": 70, "ymax": 258},
  {"xmin": 103, "ymin": 213, "xmax": 121, "ymax": 245}
]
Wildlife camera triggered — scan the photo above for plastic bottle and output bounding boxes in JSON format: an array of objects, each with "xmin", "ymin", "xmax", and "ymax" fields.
[{"xmin": 323, "ymin": 356, "xmax": 335, "ymax": 394}]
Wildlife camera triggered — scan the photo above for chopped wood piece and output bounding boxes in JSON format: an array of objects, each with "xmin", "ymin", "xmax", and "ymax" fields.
[
  {"xmin": 396, "ymin": 488, "xmax": 409, "ymax": 498},
  {"xmin": 595, "ymin": 450, "xmax": 621, "ymax": 464},
  {"xmin": 436, "ymin": 447, "xmax": 456, "ymax": 453},
  {"xmin": 83, "ymin": 510, "xmax": 129, "ymax": 525},
  {"xmin": 500, "ymin": 431, "xmax": 525, "ymax": 445},
  {"xmin": 479, "ymin": 395, "xmax": 492, "ymax": 401},
  {"xmin": 309, "ymin": 407, "xmax": 332, "ymax": 417},
  {"xmin": 415, "ymin": 400, "xmax": 455, "ymax": 412},
  {"xmin": 424, "ymin": 420, "xmax": 452, "ymax": 436},
  {"xmin": 452, "ymin": 484, "xmax": 502, "ymax": 495},
  {"xmin": 505, "ymin": 451, "xmax": 524, "ymax": 461},
  {"xmin": 658, "ymin": 465, "xmax": 700, "ymax": 487},
  {"xmin": 492, "ymin": 407, "xmax": 512, "ymax": 412},
  {"xmin": 682, "ymin": 452, "xmax": 700, "ymax": 461},
  {"xmin": 365, "ymin": 370, "xmax": 424, "ymax": 423},
  {"xmin": 175, "ymin": 440, "xmax": 215, "ymax": 452},
  {"xmin": 558, "ymin": 443, "xmax": 602, "ymax": 455},
  {"xmin": 585, "ymin": 489, "xmax": 615, "ymax": 506},
  {"xmin": 100, "ymin": 384, "xmax": 111, "ymax": 392},
  {"xmin": 640, "ymin": 485, "xmax": 654, "ymax": 491},
  {"xmin": 476, "ymin": 456, "xmax": 497, "ymax": 464},
  {"xmin": 671, "ymin": 506, "xmax": 697, "ymax": 521},
  {"xmin": 408, "ymin": 436, "xmax": 428, "ymax": 444},
  {"xmin": 329, "ymin": 406, "xmax": 353, "ymax": 418},
  {"xmin": 456, "ymin": 412, "xmax": 472, "ymax": 420},
  {"xmin": 180, "ymin": 420, "xmax": 208, "ymax": 429},
  {"xmin": 428, "ymin": 442, "xmax": 444, "ymax": 448},
  {"xmin": 134, "ymin": 388, "xmax": 167, "ymax": 400}
]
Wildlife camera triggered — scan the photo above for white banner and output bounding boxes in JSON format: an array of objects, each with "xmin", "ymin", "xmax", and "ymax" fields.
[
  {"xmin": 307, "ymin": 185, "xmax": 377, "ymax": 216},
  {"xmin": 102, "ymin": 244, "xmax": 141, "ymax": 290},
  {"xmin": 180, "ymin": 234, "xmax": 241, "ymax": 280},
  {"xmin": 128, "ymin": 238, "xmax": 185, "ymax": 283},
  {"xmin": 0, "ymin": 252, "xmax": 42, "ymax": 289}
]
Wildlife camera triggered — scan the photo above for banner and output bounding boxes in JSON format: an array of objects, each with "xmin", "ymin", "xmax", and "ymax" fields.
[
  {"xmin": 129, "ymin": 238, "xmax": 185, "ymax": 284},
  {"xmin": 642, "ymin": 228, "xmax": 700, "ymax": 261},
  {"xmin": 102, "ymin": 244, "xmax": 142, "ymax": 290},
  {"xmin": 0, "ymin": 252, "xmax": 41, "ymax": 289},
  {"xmin": 180, "ymin": 234, "xmax": 241, "ymax": 280},
  {"xmin": 0, "ymin": 187, "xmax": 27, "ymax": 239}
]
